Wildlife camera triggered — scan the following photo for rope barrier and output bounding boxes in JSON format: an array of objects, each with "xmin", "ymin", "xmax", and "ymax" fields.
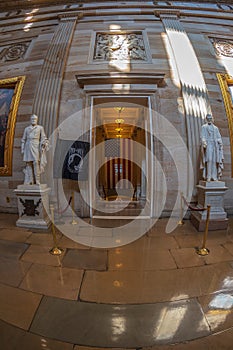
[
  {"xmin": 178, "ymin": 192, "xmax": 211, "ymax": 256},
  {"xmin": 181, "ymin": 194, "xmax": 206, "ymax": 212},
  {"xmin": 49, "ymin": 204, "xmax": 63, "ymax": 256}
]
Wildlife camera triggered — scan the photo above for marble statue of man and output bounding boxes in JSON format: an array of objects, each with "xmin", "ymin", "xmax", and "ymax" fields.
[
  {"xmin": 200, "ymin": 114, "xmax": 224, "ymax": 182},
  {"xmin": 21, "ymin": 114, "xmax": 49, "ymax": 185}
]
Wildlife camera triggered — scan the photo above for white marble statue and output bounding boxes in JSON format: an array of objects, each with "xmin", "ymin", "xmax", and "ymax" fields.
[
  {"xmin": 200, "ymin": 114, "xmax": 224, "ymax": 182},
  {"xmin": 21, "ymin": 114, "xmax": 49, "ymax": 185}
]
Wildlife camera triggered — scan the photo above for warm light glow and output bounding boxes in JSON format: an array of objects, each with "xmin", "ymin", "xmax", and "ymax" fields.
[
  {"xmin": 26, "ymin": 8, "xmax": 39, "ymax": 14},
  {"xmin": 112, "ymin": 83, "xmax": 130, "ymax": 93},
  {"xmin": 23, "ymin": 23, "xmax": 33, "ymax": 32},
  {"xmin": 24, "ymin": 16, "xmax": 33, "ymax": 21},
  {"xmin": 109, "ymin": 24, "xmax": 121, "ymax": 31},
  {"xmin": 114, "ymin": 107, "xmax": 125, "ymax": 113},
  {"xmin": 115, "ymin": 118, "xmax": 124, "ymax": 124},
  {"xmin": 23, "ymin": 8, "xmax": 38, "ymax": 32},
  {"xmin": 113, "ymin": 280, "xmax": 122, "ymax": 287},
  {"xmin": 115, "ymin": 263, "xmax": 123, "ymax": 268}
]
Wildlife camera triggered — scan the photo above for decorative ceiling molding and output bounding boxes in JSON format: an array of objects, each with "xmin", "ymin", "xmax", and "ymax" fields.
[{"xmin": 0, "ymin": 0, "xmax": 233, "ymax": 11}]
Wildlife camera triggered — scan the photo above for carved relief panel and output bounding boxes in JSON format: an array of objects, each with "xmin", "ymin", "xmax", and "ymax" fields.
[{"xmin": 93, "ymin": 32, "xmax": 148, "ymax": 61}]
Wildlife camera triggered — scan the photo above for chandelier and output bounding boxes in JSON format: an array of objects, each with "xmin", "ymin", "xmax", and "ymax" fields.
[{"xmin": 114, "ymin": 107, "xmax": 124, "ymax": 138}]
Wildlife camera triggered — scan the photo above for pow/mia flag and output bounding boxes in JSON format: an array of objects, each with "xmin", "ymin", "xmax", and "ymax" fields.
[{"xmin": 54, "ymin": 139, "xmax": 90, "ymax": 180}]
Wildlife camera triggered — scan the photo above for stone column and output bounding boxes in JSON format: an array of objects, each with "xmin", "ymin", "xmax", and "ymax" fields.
[
  {"xmin": 156, "ymin": 11, "xmax": 212, "ymax": 188},
  {"xmin": 32, "ymin": 12, "xmax": 82, "ymax": 136}
]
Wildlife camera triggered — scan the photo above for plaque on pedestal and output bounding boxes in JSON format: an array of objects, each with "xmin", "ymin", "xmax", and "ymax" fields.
[
  {"xmin": 191, "ymin": 181, "xmax": 228, "ymax": 231},
  {"xmin": 14, "ymin": 184, "xmax": 51, "ymax": 229}
]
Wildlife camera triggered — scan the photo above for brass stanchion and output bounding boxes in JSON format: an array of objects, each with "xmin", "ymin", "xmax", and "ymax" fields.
[
  {"xmin": 49, "ymin": 204, "xmax": 63, "ymax": 255},
  {"xmin": 178, "ymin": 192, "xmax": 184, "ymax": 225},
  {"xmin": 71, "ymin": 191, "xmax": 78, "ymax": 225},
  {"xmin": 196, "ymin": 205, "xmax": 211, "ymax": 256}
]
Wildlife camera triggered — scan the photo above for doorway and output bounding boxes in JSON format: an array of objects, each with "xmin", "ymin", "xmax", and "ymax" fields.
[{"xmin": 90, "ymin": 96, "xmax": 152, "ymax": 218}]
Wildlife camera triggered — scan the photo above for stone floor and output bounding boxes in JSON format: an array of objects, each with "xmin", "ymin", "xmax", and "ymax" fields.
[{"xmin": 1, "ymin": 213, "xmax": 233, "ymax": 349}]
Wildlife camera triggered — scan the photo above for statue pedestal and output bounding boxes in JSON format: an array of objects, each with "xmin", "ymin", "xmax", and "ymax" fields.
[
  {"xmin": 191, "ymin": 181, "xmax": 228, "ymax": 231},
  {"xmin": 14, "ymin": 184, "xmax": 51, "ymax": 229}
]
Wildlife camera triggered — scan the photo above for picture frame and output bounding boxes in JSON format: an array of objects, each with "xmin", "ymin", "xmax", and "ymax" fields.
[
  {"xmin": 0, "ymin": 76, "xmax": 25, "ymax": 176},
  {"xmin": 217, "ymin": 73, "xmax": 233, "ymax": 176}
]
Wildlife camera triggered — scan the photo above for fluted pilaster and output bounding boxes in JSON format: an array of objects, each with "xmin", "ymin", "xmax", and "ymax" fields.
[
  {"xmin": 156, "ymin": 11, "xmax": 211, "ymax": 187},
  {"xmin": 32, "ymin": 12, "xmax": 82, "ymax": 136}
]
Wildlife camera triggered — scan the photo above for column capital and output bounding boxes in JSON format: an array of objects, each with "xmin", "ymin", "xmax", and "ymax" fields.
[
  {"xmin": 58, "ymin": 11, "xmax": 83, "ymax": 22},
  {"xmin": 154, "ymin": 10, "xmax": 180, "ymax": 20}
]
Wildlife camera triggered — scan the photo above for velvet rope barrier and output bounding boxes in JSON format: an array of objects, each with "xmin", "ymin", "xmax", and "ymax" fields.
[{"xmin": 178, "ymin": 192, "xmax": 211, "ymax": 256}]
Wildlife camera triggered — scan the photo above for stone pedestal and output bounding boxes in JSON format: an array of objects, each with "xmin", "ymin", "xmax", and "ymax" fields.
[
  {"xmin": 191, "ymin": 181, "xmax": 228, "ymax": 231},
  {"xmin": 14, "ymin": 184, "xmax": 51, "ymax": 229}
]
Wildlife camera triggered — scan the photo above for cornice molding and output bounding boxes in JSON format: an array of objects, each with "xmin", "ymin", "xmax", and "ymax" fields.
[{"xmin": 76, "ymin": 73, "xmax": 166, "ymax": 89}]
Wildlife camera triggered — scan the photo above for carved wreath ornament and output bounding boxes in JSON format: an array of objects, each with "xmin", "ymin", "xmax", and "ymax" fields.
[
  {"xmin": 213, "ymin": 39, "xmax": 233, "ymax": 58},
  {"xmin": 0, "ymin": 43, "xmax": 29, "ymax": 62}
]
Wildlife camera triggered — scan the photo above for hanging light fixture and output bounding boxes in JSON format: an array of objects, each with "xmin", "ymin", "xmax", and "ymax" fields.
[{"xmin": 114, "ymin": 107, "xmax": 124, "ymax": 138}]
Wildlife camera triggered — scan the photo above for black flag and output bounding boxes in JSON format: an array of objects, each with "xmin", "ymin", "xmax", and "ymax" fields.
[{"xmin": 53, "ymin": 139, "xmax": 90, "ymax": 180}]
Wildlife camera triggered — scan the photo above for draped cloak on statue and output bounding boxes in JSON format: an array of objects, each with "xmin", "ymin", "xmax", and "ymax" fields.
[{"xmin": 200, "ymin": 123, "xmax": 224, "ymax": 180}]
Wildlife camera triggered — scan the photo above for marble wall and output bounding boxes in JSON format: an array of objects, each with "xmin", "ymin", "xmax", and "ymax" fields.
[{"xmin": 0, "ymin": 1, "xmax": 232, "ymax": 215}]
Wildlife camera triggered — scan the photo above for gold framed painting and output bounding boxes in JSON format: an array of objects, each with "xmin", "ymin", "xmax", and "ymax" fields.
[
  {"xmin": 0, "ymin": 76, "xmax": 25, "ymax": 176},
  {"xmin": 217, "ymin": 73, "xmax": 233, "ymax": 176}
]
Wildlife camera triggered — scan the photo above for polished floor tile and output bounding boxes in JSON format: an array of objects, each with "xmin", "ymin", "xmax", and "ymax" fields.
[
  {"xmin": 198, "ymin": 292, "xmax": 233, "ymax": 332},
  {"xmin": 108, "ymin": 247, "xmax": 177, "ymax": 270},
  {"xmin": 58, "ymin": 235, "xmax": 90, "ymax": 249},
  {"xmin": 0, "ymin": 239, "xmax": 29, "ymax": 259},
  {"xmin": 25, "ymin": 232, "xmax": 61, "ymax": 246},
  {"xmin": 80, "ymin": 263, "xmax": 233, "ymax": 303},
  {"xmin": 0, "ymin": 256, "xmax": 32, "ymax": 286},
  {"xmin": 203, "ymin": 245, "xmax": 233, "ymax": 264},
  {"xmin": 0, "ymin": 320, "xmax": 74, "ymax": 350},
  {"xmin": 223, "ymin": 241, "xmax": 233, "ymax": 255},
  {"xmin": 0, "ymin": 228, "xmax": 31, "ymax": 242},
  {"xmin": 21, "ymin": 244, "xmax": 65, "ymax": 266},
  {"xmin": 0, "ymin": 319, "xmax": 25, "ymax": 350},
  {"xmin": 62, "ymin": 249, "xmax": 108, "ymax": 271},
  {"xmin": 30, "ymin": 296, "xmax": 210, "ymax": 347},
  {"xmin": 0, "ymin": 215, "xmax": 233, "ymax": 349},
  {"xmin": 0, "ymin": 283, "xmax": 42, "ymax": 330},
  {"xmin": 145, "ymin": 328, "xmax": 233, "ymax": 349},
  {"xmin": 20, "ymin": 263, "xmax": 84, "ymax": 300},
  {"xmin": 0, "ymin": 213, "xmax": 18, "ymax": 228},
  {"xmin": 170, "ymin": 247, "xmax": 205, "ymax": 268},
  {"xmin": 173, "ymin": 234, "xmax": 202, "ymax": 249}
]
